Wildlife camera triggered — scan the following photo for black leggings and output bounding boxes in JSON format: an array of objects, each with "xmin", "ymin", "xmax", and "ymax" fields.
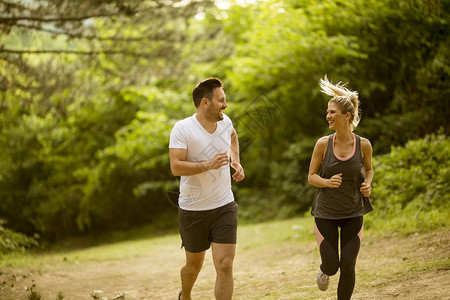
[{"xmin": 315, "ymin": 217, "xmax": 363, "ymax": 300}]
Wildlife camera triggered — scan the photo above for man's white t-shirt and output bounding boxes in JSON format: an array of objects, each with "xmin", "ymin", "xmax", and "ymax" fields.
[{"xmin": 169, "ymin": 113, "xmax": 235, "ymax": 211}]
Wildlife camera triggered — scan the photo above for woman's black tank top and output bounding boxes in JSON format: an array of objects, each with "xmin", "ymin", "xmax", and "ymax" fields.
[{"xmin": 311, "ymin": 133, "xmax": 373, "ymax": 219}]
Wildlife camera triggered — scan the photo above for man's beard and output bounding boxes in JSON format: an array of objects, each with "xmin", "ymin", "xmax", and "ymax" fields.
[{"xmin": 207, "ymin": 107, "xmax": 223, "ymax": 122}]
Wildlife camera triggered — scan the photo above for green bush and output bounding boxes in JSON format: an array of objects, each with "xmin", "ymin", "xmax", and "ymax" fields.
[
  {"xmin": 365, "ymin": 133, "xmax": 450, "ymax": 234},
  {"xmin": 236, "ymin": 136, "xmax": 317, "ymax": 223},
  {"xmin": 0, "ymin": 219, "xmax": 39, "ymax": 254}
]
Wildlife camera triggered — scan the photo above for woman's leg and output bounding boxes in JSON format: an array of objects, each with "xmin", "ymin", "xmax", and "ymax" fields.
[
  {"xmin": 315, "ymin": 218, "xmax": 340, "ymax": 276},
  {"xmin": 337, "ymin": 217, "xmax": 364, "ymax": 300}
]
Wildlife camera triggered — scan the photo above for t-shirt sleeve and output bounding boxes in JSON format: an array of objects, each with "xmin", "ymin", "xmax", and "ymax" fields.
[{"xmin": 169, "ymin": 121, "xmax": 188, "ymax": 149}]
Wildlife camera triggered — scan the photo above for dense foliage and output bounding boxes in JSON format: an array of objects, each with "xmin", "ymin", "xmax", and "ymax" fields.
[
  {"xmin": 0, "ymin": 219, "xmax": 38, "ymax": 254},
  {"xmin": 0, "ymin": 0, "xmax": 448, "ymax": 243},
  {"xmin": 366, "ymin": 133, "xmax": 450, "ymax": 233},
  {"xmin": 223, "ymin": 0, "xmax": 449, "ymax": 220}
]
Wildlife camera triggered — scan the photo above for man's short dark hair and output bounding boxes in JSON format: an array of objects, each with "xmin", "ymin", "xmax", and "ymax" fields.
[{"xmin": 192, "ymin": 77, "xmax": 223, "ymax": 108}]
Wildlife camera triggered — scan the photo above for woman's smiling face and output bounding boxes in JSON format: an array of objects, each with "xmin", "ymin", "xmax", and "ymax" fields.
[{"xmin": 326, "ymin": 101, "xmax": 349, "ymax": 130}]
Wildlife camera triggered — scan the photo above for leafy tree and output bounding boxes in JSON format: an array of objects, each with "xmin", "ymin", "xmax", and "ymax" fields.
[
  {"xmin": 220, "ymin": 0, "xmax": 449, "ymax": 219},
  {"xmin": 0, "ymin": 0, "xmax": 213, "ymax": 239},
  {"xmin": 0, "ymin": 0, "xmax": 447, "ymax": 241}
]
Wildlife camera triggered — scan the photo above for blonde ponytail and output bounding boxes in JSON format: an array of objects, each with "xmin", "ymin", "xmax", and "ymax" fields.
[{"xmin": 320, "ymin": 75, "xmax": 360, "ymax": 129}]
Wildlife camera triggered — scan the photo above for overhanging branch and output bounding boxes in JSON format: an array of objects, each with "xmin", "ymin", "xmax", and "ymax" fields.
[
  {"xmin": 10, "ymin": 23, "xmax": 153, "ymax": 42},
  {"xmin": 0, "ymin": 48, "xmax": 157, "ymax": 57},
  {"xmin": 0, "ymin": 13, "xmax": 120, "ymax": 23}
]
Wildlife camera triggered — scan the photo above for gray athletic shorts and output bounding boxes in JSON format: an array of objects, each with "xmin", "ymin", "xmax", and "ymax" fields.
[{"xmin": 178, "ymin": 201, "xmax": 238, "ymax": 253}]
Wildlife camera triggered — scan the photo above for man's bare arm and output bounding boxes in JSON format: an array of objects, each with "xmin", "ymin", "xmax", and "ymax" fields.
[{"xmin": 169, "ymin": 148, "xmax": 229, "ymax": 176}]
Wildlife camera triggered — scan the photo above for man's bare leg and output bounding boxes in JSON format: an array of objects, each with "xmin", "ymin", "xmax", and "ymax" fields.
[
  {"xmin": 211, "ymin": 243, "xmax": 236, "ymax": 300},
  {"xmin": 180, "ymin": 250, "xmax": 205, "ymax": 300}
]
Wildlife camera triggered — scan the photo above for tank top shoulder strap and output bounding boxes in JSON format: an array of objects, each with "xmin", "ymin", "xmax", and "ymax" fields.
[
  {"xmin": 355, "ymin": 134, "xmax": 363, "ymax": 161},
  {"xmin": 323, "ymin": 134, "xmax": 334, "ymax": 161},
  {"xmin": 327, "ymin": 134, "xmax": 334, "ymax": 149}
]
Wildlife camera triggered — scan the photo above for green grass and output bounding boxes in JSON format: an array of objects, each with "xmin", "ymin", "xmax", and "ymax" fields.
[
  {"xmin": 1, "ymin": 214, "xmax": 449, "ymax": 299},
  {"xmin": 1, "ymin": 233, "xmax": 180, "ymax": 270},
  {"xmin": 238, "ymin": 215, "xmax": 316, "ymax": 248},
  {"xmin": 2, "ymin": 210, "xmax": 447, "ymax": 270},
  {"xmin": 364, "ymin": 206, "xmax": 450, "ymax": 237},
  {"xmin": 1, "ymin": 216, "xmax": 315, "ymax": 269}
]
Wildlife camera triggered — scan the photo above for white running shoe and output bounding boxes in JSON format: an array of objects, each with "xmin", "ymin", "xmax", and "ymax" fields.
[{"xmin": 316, "ymin": 268, "xmax": 329, "ymax": 291}]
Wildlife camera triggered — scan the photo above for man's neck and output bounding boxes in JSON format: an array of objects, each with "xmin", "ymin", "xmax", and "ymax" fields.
[{"xmin": 195, "ymin": 113, "xmax": 217, "ymax": 134}]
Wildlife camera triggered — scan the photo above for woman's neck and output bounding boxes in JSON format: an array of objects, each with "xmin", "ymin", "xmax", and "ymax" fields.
[{"xmin": 334, "ymin": 128, "xmax": 354, "ymax": 142}]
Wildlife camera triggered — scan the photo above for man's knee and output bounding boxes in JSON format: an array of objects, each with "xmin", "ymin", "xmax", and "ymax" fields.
[
  {"xmin": 184, "ymin": 260, "xmax": 203, "ymax": 274},
  {"xmin": 215, "ymin": 255, "xmax": 234, "ymax": 274}
]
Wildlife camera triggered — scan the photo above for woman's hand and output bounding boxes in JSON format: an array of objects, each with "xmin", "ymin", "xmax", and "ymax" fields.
[
  {"xmin": 327, "ymin": 173, "xmax": 342, "ymax": 188},
  {"xmin": 360, "ymin": 182, "xmax": 372, "ymax": 197}
]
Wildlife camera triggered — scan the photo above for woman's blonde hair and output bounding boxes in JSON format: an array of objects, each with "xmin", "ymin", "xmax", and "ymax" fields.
[{"xmin": 320, "ymin": 75, "xmax": 360, "ymax": 129}]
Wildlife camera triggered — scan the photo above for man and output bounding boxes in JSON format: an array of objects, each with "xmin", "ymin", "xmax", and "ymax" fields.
[{"xmin": 169, "ymin": 77, "xmax": 244, "ymax": 300}]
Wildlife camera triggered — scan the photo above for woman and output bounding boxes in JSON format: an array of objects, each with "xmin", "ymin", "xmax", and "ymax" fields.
[{"xmin": 308, "ymin": 76, "xmax": 374, "ymax": 300}]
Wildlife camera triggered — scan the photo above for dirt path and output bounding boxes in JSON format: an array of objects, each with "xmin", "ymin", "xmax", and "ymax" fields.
[{"xmin": 1, "ymin": 224, "xmax": 449, "ymax": 299}]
